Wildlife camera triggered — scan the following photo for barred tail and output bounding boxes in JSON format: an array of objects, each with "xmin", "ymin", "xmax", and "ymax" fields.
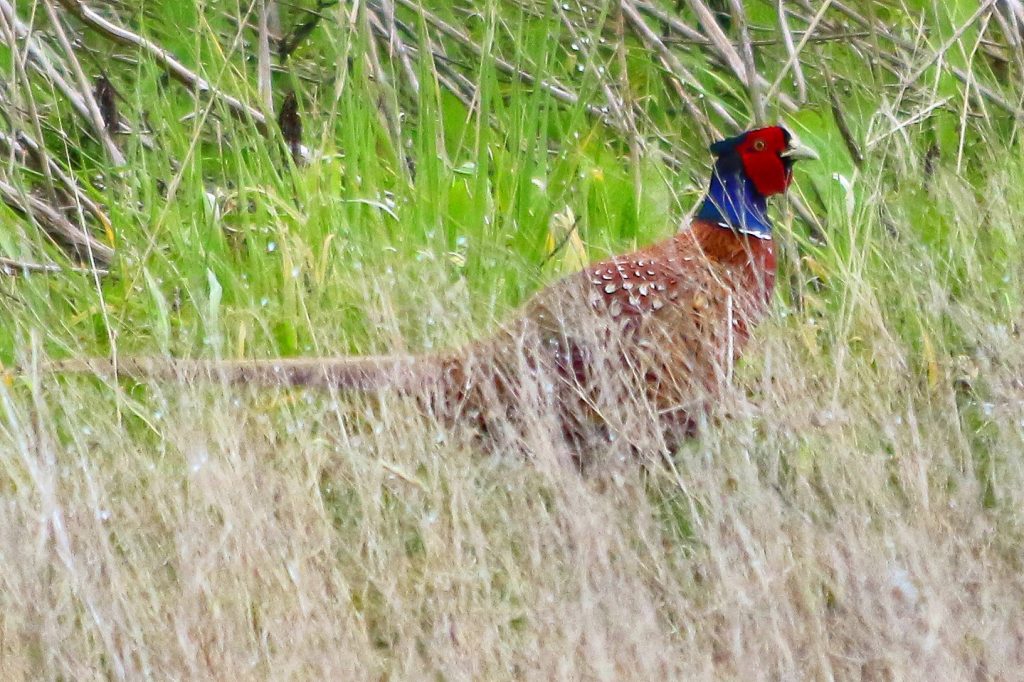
[{"xmin": 44, "ymin": 354, "xmax": 447, "ymax": 391}]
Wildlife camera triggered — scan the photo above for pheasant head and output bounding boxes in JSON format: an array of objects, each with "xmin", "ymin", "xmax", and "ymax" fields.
[{"xmin": 697, "ymin": 126, "xmax": 817, "ymax": 239}]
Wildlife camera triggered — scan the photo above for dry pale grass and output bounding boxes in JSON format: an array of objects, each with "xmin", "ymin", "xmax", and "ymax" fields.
[{"xmin": 5, "ymin": 243, "xmax": 1024, "ymax": 681}]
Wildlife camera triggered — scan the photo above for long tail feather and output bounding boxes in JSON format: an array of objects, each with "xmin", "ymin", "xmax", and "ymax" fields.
[{"xmin": 44, "ymin": 355, "xmax": 444, "ymax": 391}]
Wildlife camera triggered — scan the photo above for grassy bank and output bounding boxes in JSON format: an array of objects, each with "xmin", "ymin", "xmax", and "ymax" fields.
[{"xmin": 1, "ymin": 0, "xmax": 1023, "ymax": 677}]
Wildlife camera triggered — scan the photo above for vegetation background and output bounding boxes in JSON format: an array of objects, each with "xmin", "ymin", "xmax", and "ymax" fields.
[{"xmin": 0, "ymin": 0, "xmax": 1022, "ymax": 678}]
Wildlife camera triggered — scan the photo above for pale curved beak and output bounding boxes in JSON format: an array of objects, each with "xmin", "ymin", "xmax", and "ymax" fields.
[{"xmin": 780, "ymin": 136, "xmax": 819, "ymax": 161}]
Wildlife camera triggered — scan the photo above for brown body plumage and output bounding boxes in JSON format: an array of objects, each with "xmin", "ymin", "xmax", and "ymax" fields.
[{"xmin": 429, "ymin": 219, "xmax": 776, "ymax": 446}]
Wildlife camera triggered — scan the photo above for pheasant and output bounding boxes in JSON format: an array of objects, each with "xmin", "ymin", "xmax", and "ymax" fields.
[{"xmin": 49, "ymin": 126, "xmax": 816, "ymax": 452}]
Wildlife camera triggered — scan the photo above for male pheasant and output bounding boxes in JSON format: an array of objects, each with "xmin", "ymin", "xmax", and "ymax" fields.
[{"xmin": 51, "ymin": 126, "xmax": 816, "ymax": 452}]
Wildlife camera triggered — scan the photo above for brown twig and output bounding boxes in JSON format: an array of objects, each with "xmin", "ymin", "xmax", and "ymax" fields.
[
  {"xmin": 1006, "ymin": 0, "xmax": 1024, "ymax": 26},
  {"xmin": 279, "ymin": 1, "xmax": 338, "ymax": 61},
  {"xmin": 257, "ymin": 0, "xmax": 274, "ymax": 113},
  {"xmin": 0, "ymin": 0, "xmax": 120, "ymax": 156},
  {"xmin": 612, "ymin": 2, "xmax": 644, "ymax": 199},
  {"xmin": 0, "ymin": 254, "xmax": 108, "ymax": 276},
  {"xmin": 990, "ymin": 4, "xmax": 1024, "ymax": 76},
  {"xmin": 726, "ymin": 0, "xmax": 766, "ymax": 124},
  {"xmin": 684, "ymin": 0, "xmax": 747, "ymax": 81},
  {"xmin": 821, "ymin": 60, "xmax": 863, "ymax": 168},
  {"xmin": 892, "ymin": 0, "xmax": 998, "ymax": 107},
  {"xmin": 642, "ymin": 0, "xmax": 797, "ymax": 113},
  {"xmin": 634, "ymin": 0, "xmax": 704, "ymax": 42},
  {"xmin": 360, "ymin": 4, "xmax": 414, "ymax": 180},
  {"xmin": 825, "ymin": 0, "xmax": 1021, "ymax": 118},
  {"xmin": 414, "ymin": 43, "xmax": 478, "ymax": 113},
  {"xmin": 375, "ymin": 0, "xmax": 420, "ymax": 97},
  {"xmin": 0, "ymin": 11, "xmax": 62, "ymax": 202},
  {"xmin": 659, "ymin": 29, "xmax": 872, "ymax": 48},
  {"xmin": 776, "ymin": 0, "xmax": 808, "ymax": 103},
  {"xmin": 0, "ymin": 178, "xmax": 114, "ymax": 263},
  {"xmin": 0, "ymin": 126, "xmax": 112, "ymax": 234},
  {"xmin": 765, "ymin": 0, "xmax": 835, "ymax": 101},
  {"xmin": 41, "ymin": 0, "xmax": 125, "ymax": 164},
  {"xmin": 866, "ymin": 96, "xmax": 954, "ymax": 150},
  {"xmin": 619, "ymin": 0, "xmax": 730, "ymax": 141},
  {"xmin": 55, "ymin": 0, "xmax": 269, "ymax": 132},
  {"xmin": 392, "ymin": 0, "xmax": 597, "ymax": 116},
  {"xmin": 556, "ymin": 1, "xmax": 634, "ymax": 145}
]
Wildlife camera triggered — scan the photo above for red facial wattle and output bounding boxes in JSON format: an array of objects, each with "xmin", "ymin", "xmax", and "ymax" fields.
[
  {"xmin": 741, "ymin": 151, "xmax": 791, "ymax": 196},
  {"xmin": 736, "ymin": 128, "xmax": 793, "ymax": 197}
]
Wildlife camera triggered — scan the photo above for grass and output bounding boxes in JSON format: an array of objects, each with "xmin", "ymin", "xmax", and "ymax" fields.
[{"xmin": 1, "ymin": 0, "xmax": 1023, "ymax": 678}]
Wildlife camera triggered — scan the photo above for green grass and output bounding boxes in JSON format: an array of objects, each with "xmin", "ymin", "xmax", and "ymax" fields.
[{"xmin": 1, "ymin": 0, "xmax": 1023, "ymax": 677}]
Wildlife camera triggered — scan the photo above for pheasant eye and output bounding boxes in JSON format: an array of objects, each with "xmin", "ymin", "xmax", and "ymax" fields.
[{"xmin": 752, "ymin": 139, "xmax": 766, "ymax": 152}]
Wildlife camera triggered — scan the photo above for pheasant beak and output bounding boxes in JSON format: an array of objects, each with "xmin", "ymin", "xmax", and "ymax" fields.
[{"xmin": 780, "ymin": 136, "xmax": 819, "ymax": 161}]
